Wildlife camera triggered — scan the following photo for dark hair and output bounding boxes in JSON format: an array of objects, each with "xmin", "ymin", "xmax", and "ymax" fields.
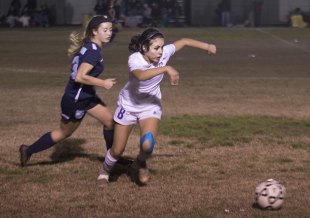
[
  {"xmin": 128, "ymin": 28, "xmax": 164, "ymax": 54},
  {"xmin": 85, "ymin": 15, "xmax": 112, "ymax": 40}
]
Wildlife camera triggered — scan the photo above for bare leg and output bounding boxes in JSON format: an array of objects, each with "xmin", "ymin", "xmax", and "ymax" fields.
[
  {"xmin": 97, "ymin": 123, "xmax": 134, "ymax": 184},
  {"xmin": 136, "ymin": 118, "xmax": 160, "ymax": 184},
  {"xmin": 87, "ymin": 104, "xmax": 114, "ymax": 150},
  {"xmin": 19, "ymin": 120, "xmax": 81, "ymax": 167},
  {"xmin": 87, "ymin": 104, "xmax": 114, "ymax": 130}
]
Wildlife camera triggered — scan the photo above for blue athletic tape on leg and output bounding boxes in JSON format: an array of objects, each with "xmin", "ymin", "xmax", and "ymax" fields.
[{"xmin": 140, "ymin": 131, "xmax": 155, "ymax": 153}]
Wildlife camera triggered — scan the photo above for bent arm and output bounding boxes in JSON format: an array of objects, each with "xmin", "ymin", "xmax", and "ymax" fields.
[
  {"xmin": 173, "ymin": 38, "xmax": 216, "ymax": 54},
  {"xmin": 75, "ymin": 62, "xmax": 116, "ymax": 89},
  {"xmin": 132, "ymin": 66, "xmax": 173, "ymax": 81}
]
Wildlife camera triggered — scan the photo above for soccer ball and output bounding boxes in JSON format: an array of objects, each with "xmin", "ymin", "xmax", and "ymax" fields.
[{"xmin": 255, "ymin": 179, "xmax": 286, "ymax": 210}]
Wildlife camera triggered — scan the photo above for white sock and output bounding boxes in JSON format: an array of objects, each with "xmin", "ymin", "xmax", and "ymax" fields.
[{"xmin": 103, "ymin": 149, "xmax": 117, "ymax": 172}]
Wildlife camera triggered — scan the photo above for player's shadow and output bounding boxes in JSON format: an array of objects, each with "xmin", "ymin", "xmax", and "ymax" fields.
[
  {"xmin": 252, "ymin": 203, "xmax": 261, "ymax": 209},
  {"xmin": 33, "ymin": 138, "xmax": 100, "ymax": 166},
  {"xmin": 108, "ymin": 157, "xmax": 135, "ymax": 182},
  {"xmin": 26, "ymin": 138, "xmax": 148, "ymax": 186},
  {"xmin": 108, "ymin": 158, "xmax": 157, "ymax": 187}
]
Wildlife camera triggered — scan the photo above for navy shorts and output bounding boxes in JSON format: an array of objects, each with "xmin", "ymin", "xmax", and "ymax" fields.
[{"xmin": 60, "ymin": 95, "xmax": 105, "ymax": 122}]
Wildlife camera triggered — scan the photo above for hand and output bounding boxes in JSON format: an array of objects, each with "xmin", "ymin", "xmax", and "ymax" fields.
[
  {"xmin": 102, "ymin": 78, "xmax": 116, "ymax": 90},
  {"xmin": 207, "ymin": 44, "xmax": 216, "ymax": 55},
  {"xmin": 166, "ymin": 66, "xmax": 179, "ymax": 86}
]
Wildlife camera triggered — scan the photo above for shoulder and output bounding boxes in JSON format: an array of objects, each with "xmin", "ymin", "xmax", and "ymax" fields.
[
  {"xmin": 128, "ymin": 52, "xmax": 149, "ymax": 70},
  {"xmin": 164, "ymin": 44, "xmax": 176, "ymax": 53},
  {"xmin": 128, "ymin": 52, "xmax": 144, "ymax": 62},
  {"xmin": 162, "ymin": 44, "xmax": 176, "ymax": 57},
  {"xmin": 81, "ymin": 42, "xmax": 101, "ymax": 54}
]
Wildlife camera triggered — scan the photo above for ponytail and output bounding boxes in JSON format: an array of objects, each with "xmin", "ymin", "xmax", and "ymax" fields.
[
  {"xmin": 67, "ymin": 31, "xmax": 85, "ymax": 58},
  {"xmin": 128, "ymin": 28, "xmax": 164, "ymax": 54},
  {"xmin": 128, "ymin": 35, "xmax": 141, "ymax": 53}
]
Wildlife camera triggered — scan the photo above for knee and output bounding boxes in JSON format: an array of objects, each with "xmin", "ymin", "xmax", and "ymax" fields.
[
  {"xmin": 51, "ymin": 130, "xmax": 72, "ymax": 142},
  {"xmin": 59, "ymin": 127, "xmax": 76, "ymax": 139},
  {"xmin": 140, "ymin": 132, "xmax": 155, "ymax": 154},
  {"xmin": 61, "ymin": 128, "xmax": 75, "ymax": 138},
  {"xmin": 110, "ymin": 146, "xmax": 124, "ymax": 159},
  {"xmin": 105, "ymin": 119, "xmax": 114, "ymax": 130}
]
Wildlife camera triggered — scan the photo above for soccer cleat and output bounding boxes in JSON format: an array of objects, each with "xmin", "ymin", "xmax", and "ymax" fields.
[
  {"xmin": 97, "ymin": 167, "xmax": 109, "ymax": 186},
  {"xmin": 134, "ymin": 159, "xmax": 150, "ymax": 184},
  {"xmin": 19, "ymin": 144, "xmax": 31, "ymax": 167},
  {"xmin": 138, "ymin": 167, "xmax": 150, "ymax": 184}
]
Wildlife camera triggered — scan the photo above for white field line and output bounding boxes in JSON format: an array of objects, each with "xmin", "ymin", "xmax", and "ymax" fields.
[
  {"xmin": 0, "ymin": 67, "xmax": 46, "ymax": 73},
  {"xmin": 256, "ymin": 28, "xmax": 310, "ymax": 54},
  {"xmin": 0, "ymin": 67, "xmax": 65, "ymax": 75}
]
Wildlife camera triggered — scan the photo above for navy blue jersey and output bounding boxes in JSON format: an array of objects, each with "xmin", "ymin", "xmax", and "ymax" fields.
[{"xmin": 64, "ymin": 41, "xmax": 104, "ymax": 101}]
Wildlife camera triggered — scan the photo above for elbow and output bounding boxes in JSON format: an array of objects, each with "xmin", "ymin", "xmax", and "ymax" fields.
[
  {"xmin": 135, "ymin": 75, "xmax": 146, "ymax": 81},
  {"xmin": 180, "ymin": 38, "xmax": 191, "ymax": 45},
  {"xmin": 132, "ymin": 71, "xmax": 147, "ymax": 81},
  {"xmin": 74, "ymin": 75, "xmax": 83, "ymax": 83}
]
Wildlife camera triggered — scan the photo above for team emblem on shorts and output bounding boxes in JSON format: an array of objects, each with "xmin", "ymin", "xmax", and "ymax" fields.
[{"xmin": 75, "ymin": 110, "xmax": 85, "ymax": 119}]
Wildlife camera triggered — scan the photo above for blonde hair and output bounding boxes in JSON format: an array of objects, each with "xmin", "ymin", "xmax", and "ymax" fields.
[{"xmin": 67, "ymin": 31, "xmax": 86, "ymax": 58}]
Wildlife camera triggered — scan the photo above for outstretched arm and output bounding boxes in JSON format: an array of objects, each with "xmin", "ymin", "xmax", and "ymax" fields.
[{"xmin": 173, "ymin": 38, "xmax": 216, "ymax": 54}]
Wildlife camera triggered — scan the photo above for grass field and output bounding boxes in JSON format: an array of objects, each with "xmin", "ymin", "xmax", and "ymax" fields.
[{"xmin": 0, "ymin": 26, "xmax": 310, "ymax": 218}]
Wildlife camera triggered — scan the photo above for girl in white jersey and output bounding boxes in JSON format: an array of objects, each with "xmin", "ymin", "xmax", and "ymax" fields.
[{"xmin": 97, "ymin": 28, "xmax": 216, "ymax": 185}]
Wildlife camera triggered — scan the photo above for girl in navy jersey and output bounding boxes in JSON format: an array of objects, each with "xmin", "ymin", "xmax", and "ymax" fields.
[
  {"xmin": 97, "ymin": 28, "xmax": 216, "ymax": 185},
  {"xmin": 19, "ymin": 15, "xmax": 116, "ymax": 167}
]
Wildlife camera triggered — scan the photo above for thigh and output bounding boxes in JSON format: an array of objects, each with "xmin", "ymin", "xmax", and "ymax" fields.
[
  {"xmin": 87, "ymin": 104, "xmax": 114, "ymax": 129},
  {"xmin": 138, "ymin": 118, "xmax": 160, "ymax": 138},
  {"xmin": 110, "ymin": 123, "xmax": 134, "ymax": 157},
  {"xmin": 51, "ymin": 120, "xmax": 81, "ymax": 142}
]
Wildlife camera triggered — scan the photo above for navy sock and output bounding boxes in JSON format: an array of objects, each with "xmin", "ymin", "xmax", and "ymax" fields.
[
  {"xmin": 27, "ymin": 132, "xmax": 55, "ymax": 155},
  {"xmin": 103, "ymin": 129, "xmax": 114, "ymax": 150}
]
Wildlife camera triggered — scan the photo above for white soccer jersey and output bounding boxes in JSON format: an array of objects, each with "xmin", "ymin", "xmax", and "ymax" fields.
[{"xmin": 117, "ymin": 44, "xmax": 176, "ymax": 112}]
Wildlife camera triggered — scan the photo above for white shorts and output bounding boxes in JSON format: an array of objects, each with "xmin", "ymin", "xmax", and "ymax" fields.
[{"xmin": 114, "ymin": 105, "xmax": 162, "ymax": 125}]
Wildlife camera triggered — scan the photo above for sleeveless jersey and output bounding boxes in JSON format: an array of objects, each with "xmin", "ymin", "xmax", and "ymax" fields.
[{"xmin": 117, "ymin": 44, "xmax": 176, "ymax": 112}]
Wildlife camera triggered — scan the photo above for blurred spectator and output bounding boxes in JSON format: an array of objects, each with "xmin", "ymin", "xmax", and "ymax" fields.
[
  {"xmin": 20, "ymin": 0, "xmax": 37, "ymax": 26},
  {"xmin": 94, "ymin": 0, "xmax": 122, "ymax": 42},
  {"xmin": 138, "ymin": 3, "xmax": 152, "ymax": 27},
  {"xmin": 289, "ymin": 8, "xmax": 308, "ymax": 28},
  {"xmin": 94, "ymin": 0, "xmax": 109, "ymax": 15},
  {"xmin": 108, "ymin": 3, "xmax": 116, "ymax": 20},
  {"xmin": 160, "ymin": 7, "xmax": 169, "ymax": 27},
  {"xmin": 218, "ymin": 0, "xmax": 231, "ymax": 27},
  {"xmin": 107, "ymin": 0, "xmax": 185, "ymax": 28},
  {"xmin": 6, "ymin": 0, "xmax": 21, "ymax": 27},
  {"xmin": 19, "ymin": 7, "xmax": 31, "ymax": 27},
  {"xmin": 291, "ymin": 7, "xmax": 310, "ymax": 23},
  {"xmin": 34, "ymin": 3, "xmax": 50, "ymax": 27},
  {"xmin": 113, "ymin": 0, "xmax": 127, "ymax": 25}
]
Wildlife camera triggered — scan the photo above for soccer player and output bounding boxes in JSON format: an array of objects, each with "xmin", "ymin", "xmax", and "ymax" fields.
[
  {"xmin": 97, "ymin": 28, "xmax": 216, "ymax": 185},
  {"xmin": 19, "ymin": 15, "xmax": 116, "ymax": 167}
]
